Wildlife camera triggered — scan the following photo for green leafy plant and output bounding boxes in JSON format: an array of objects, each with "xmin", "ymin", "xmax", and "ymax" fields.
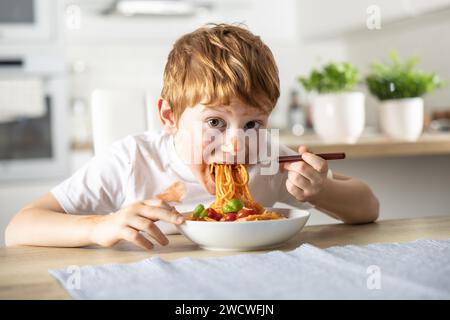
[
  {"xmin": 365, "ymin": 51, "xmax": 444, "ymax": 101},
  {"xmin": 299, "ymin": 62, "xmax": 359, "ymax": 94}
]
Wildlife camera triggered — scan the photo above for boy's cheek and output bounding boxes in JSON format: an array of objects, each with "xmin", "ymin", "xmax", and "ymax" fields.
[
  {"xmin": 201, "ymin": 139, "xmax": 210, "ymax": 149},
  {"xmin": 202, "ymin": 139, "xmax": 226, "ymax": 164}
]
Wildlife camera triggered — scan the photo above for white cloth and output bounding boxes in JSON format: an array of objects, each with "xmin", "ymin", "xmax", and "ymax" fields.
[
  {"xmin": 51, "ymin": 131, "xmax": 329, "ymax": 234},
  {"xmin": 49, "ymin": 239, "xmax": 450, "ymax": 299}
]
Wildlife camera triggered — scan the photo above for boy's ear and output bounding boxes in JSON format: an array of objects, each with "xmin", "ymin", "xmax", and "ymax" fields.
[{"xmin": 157, "ymin": 97, "xmax": 177, "ymax": 133}]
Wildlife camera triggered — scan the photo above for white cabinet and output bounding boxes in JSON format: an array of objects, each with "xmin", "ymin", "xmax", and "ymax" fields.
[
  {"xmin": 298, "ymin": 0, "xmax": 450, "ymax": 40},
  {"xmin": 65, "ymin": 0, "xmax": 299, "ymax": 44}
]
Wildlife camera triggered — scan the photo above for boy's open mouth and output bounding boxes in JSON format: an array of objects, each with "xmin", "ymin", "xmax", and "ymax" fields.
[{"xmin": 201, "ymin": 162, "xmax": 250, "ymax": 195}]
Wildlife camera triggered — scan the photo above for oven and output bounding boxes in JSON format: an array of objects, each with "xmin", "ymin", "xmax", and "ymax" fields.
[{"xmin": 0, "ymin": 57, "xmax": 69, "ymax": 181}]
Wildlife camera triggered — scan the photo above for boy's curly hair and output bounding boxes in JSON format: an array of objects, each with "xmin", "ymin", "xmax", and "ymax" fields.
[{"xmin": 161, "ymin": 23, "xmax": 280, "ymax": 120}]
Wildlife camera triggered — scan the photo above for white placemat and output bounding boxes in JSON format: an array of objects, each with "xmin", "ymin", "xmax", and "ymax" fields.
[{"xmin": 49, "ymin": 239, "xmax": 450, "ymax": 299}]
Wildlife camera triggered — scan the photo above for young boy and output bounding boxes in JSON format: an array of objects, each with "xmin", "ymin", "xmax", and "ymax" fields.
[{"xmin": 5, "ymin": 24, "xmax": 379, "ymax": 250}]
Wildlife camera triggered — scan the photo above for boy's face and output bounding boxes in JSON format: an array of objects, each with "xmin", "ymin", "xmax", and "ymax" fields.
[{"xmin": 166, "ymin": 98, "xmax": 271, "ymax": 195}]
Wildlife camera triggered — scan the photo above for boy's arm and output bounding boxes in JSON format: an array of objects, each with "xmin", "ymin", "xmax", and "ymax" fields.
[
  {"xmin": 282, "ymin": 146, "xmax": 379, "ymax": 225},
  {"xmin": 5, "ymin": 193, "xmax": 185, "ymax": 249},
  {"xmin": 309, "ymin": 173, "xmax": 380, "ymax": 224},
  {"xmin": 5, "ymin": 193, "xmax": 97, "ymax": 247}
]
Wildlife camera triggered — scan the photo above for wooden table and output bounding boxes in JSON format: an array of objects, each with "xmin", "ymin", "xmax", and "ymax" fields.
[{"xmin": 1, "ymin": 216, "xmax": 450, "ymax": 299}]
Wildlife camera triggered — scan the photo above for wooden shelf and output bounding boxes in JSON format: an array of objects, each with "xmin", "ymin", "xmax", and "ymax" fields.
[{"xmin": 279, "ymin": 131, "xmax": 450, "ymax": 159}]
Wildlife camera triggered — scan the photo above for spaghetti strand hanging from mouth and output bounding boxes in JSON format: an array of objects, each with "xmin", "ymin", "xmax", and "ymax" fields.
[{"xmin": 209, "ymin": 163, "xmax": 264, "ymax": 214}]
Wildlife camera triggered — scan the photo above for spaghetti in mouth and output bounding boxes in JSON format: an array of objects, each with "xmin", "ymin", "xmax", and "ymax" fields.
[{"xmin": 187, "ymin": 163, "xmax": 285, "ymax": 222}]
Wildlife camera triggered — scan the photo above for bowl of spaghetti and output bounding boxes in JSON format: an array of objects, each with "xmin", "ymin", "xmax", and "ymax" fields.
[{"xmin": 177, "ymin": 163, "xmax": 310, "ymax": 251}]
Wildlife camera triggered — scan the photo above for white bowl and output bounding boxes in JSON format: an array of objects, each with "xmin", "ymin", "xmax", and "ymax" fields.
[{"xmin": 177, "ymin": 208, "xmax": 310, "ymax": 251}]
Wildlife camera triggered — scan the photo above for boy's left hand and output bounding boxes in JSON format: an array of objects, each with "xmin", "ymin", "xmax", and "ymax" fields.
[{"xmin": 283, "ymin": 146, "xmax": 328, "ymax": 202}]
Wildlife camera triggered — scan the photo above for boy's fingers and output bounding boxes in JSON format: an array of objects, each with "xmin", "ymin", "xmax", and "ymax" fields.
[
  {"xmin": 145, "ymin": 222, "xmax": 170, "ymax": 246},
  {"xmin": 297, "ymin": 145, "xmax": 310, "ymax": 154},
  {"xmin": 286, "ymin": 179, "xmax": 306, "ymax": 202},
  {"xmin": 142, "ymin": 199, "xmax": 172, "ymax": 210},
  {"xmin": 301, "ymin": 153, "xmax": 328, "ymax": 174},
  {"xmin": 284, "ymin": 161, "xmax": 309, "ymax": 177},
  {"xmin": 139, "ymin": 205, "xmax": 185, "ymax": 224},
  {"xmin": 129, "ymin": 216, "xmax": 169, "ymax": 246},
  {"xmin": 121, "ymin": 227, "xmax": 154, "ymax": 251},
  {"xmin": 285, "ymin": 161, "xmax": 319, "ymax": 183},
  {"xmin": 287, "ymin": 170, "xmax": 311, "ymax": 190},
  {"xmin": 281, "ymin": 145, "xmax": 309, "ymax": 173}
]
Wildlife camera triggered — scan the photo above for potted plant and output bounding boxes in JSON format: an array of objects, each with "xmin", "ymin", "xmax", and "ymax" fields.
[
  {"xmin": 299, "ymin": 62, "xmax": 364, "ymax": 143},
  {"xmin": 366, "ymin": 51, "xmax": 444, "ymax": 141}
]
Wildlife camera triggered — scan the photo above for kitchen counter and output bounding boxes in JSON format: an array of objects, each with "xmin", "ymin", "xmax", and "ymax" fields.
[
  {"xmin": 1, "ymin": 215, "xmax": 450, "ymax": 299},
  {"xmin": 280, "ymin": 131, "xmax": 450, "ymax": 159}
]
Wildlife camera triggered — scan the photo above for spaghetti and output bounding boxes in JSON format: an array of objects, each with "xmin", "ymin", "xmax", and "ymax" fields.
[
  {"xmin": 188, "ymin": 164, "xmax": 285, "ymax": 222},
  {"xmin": 209, "ymin": 164, "xmax": 264, "ymax": 214}
]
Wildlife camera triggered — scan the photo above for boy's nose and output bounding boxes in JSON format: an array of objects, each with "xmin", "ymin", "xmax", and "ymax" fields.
[{"xmin": 221, "ymin": 136, "xmax": 238, "ymax": 154}]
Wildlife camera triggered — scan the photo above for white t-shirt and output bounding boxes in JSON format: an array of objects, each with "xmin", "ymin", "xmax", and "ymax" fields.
[{"xmin": 51, "ymin": 131, "xmax": 331, "ymax": 234}]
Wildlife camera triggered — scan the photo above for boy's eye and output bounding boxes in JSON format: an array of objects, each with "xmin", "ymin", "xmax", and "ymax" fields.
[
  {"xmin": 207, "ymin": 118, "xmax": 226, "ymax": 129},
  {"xmin": 244, "ymin": 121, "xmax": 262, "ymax": 130}
]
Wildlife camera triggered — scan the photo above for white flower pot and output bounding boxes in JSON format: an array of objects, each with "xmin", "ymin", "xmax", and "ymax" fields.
[
  {"xmin": 379, "ymin": 97, "xmax": 424, "ymax": 141},
  {"xmin": 312, "ymin": 92, "xmax": 365, "ymax": 143}
]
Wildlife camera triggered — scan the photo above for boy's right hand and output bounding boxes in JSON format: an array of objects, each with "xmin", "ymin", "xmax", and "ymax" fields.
[{"xmin": 90, "ymin": 199, "xmax": 184, "ymax": 250}]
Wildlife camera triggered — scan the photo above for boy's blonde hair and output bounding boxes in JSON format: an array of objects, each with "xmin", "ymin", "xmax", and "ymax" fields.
[{"xmin": 161, "ymin": 24, "xmax": 280, "ymax": 121}]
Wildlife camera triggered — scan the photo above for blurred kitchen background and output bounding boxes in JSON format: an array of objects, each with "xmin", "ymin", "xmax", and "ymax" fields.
[{"xmin": 1, "ymin": 0, "xmax": 450, "ymax": 245}]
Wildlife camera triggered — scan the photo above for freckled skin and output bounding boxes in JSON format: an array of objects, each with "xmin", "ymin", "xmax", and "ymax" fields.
[
  {"xmin": 156, "ymin": 181, "xmax": 187, "ymax": 202},
  {"xmin": 79, "ymin": 215, "xmax": 105, "ymax": 223}
]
